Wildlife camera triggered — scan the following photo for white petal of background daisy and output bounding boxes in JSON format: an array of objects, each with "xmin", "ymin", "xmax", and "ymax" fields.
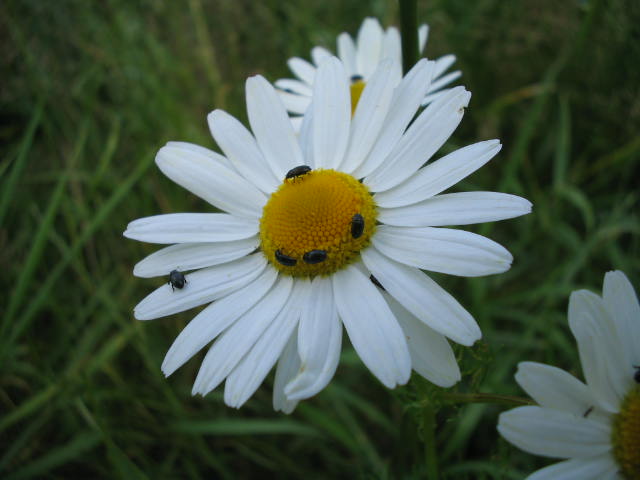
[
  {"xmin": 498, "ymin": 270, "xmax": 640, "ymax": 480},
  {"xmin": 276, "ymin": 17, "xmax": 461, "ymax": 131},
  {"xmin": 124, "ymin": 55, "xmax": 530, "ymax": 413}
]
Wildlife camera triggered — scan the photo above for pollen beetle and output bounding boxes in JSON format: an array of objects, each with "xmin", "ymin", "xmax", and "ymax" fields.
[
  {"xmin": 303, "ymin": 250, "xmax": 327, "ymax": 264},
  {"xmin": 351, "ymin": 213, "xmax": 365, "ymax": 239},
  {"xmin": 275, "ymin": 249, "xmax": 297, "ymax": 266},
  {"xmin": 168, "ymin": 269, "xmax": 187, "ymax": 291},
  {"xmin": 369, "ymin": 275, "xmax": 386, "ymax": 291},
  {"xmin": 285, "ymin": 165, "xmax": 312, "ymax": 180},
  {"xmin": 350, "ymin": 74, "xmax": 364, "ymax": 83}
]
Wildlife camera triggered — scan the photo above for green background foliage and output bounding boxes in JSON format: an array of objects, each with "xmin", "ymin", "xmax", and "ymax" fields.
[{"xmin": 1, "ymin": 0, "xmax": 638, "ymax": 478}]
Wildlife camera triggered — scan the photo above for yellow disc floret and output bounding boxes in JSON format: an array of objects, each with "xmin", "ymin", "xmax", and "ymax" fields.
[
  {"xmin": 260, "ymin": 168, "xmax": 376, "ymax": 277},
  {"xmin": 612, "ymin": 384, "xmax": 640, "ymax": 480},
  {"xmin": 350, "ymin": 80, "xmax": 366, "ymax": 116}
]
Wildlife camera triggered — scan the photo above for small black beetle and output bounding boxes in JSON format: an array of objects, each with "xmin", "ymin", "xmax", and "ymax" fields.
[
  {"xmin": 275, "ymin": 249, "xmax": 297, "ymax": 266},
  {"xmin": 369, "ymin": 275, "xmax": 386, "ymax": 291},
  {"xmin": 634, "ymin": 365, "xmax": 640, "ymax": 383},
  {"xmin": 350, "ymin": 74, "xmax": 364, "ymax": 83},
  {"xmin": 168, "ymin": 269, "xmax": 187, "ymax": 291},
  {"xmin": 351, "ymin": 213, "xmax": 365, "ymax": 239},
  {"xmin": 303, "ymin": 250, "xmax": 327, "ymax": 264},
  {"xmin": 286, "ymin": 165, "xmax": 312, "ymax": 180}
]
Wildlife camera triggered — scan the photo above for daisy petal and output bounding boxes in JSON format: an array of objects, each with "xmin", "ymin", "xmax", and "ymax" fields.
[
  {"xmin": 385, "ymin": 293, "xmax": 461, "ymax": 387},
  {"xmin": 365, "ymin": 87, "xmax": 471, "ymax": 192},
  {"xmin": 134, "ymin": 254, "xmax": 267, "ymax": 321},
  {"xmin": 423, "ymin": 77, "xmax": 463, "ymax": 107},
  {"xmin": 382, "ymin": 27, "xmax": 402, "ymax": 67},
  {"xmin": 568, "ymin": 290, "xmax": 629, "ymax": 412},
  {"xmin": 337, "ymin": 33, "xmax": 357, "ymax": 77},
  {"xmin": 287, "ymin": 57, "xmax": 316, "ymax": 85},
  {"xmin": 603, "ymin": 270, "xmax": 640, "ymax": 368},
  {"xmin": 224, "ymin": 278, "xmax": 310, "ymax": 408},
  {"xmin": 155, "ymin": 143, "xmax": 266, "ymax": 219},
  {"xmin": 340, "ymin": 59, "xmax": 399, "ymax": 174},
  {"xmin": 377, "ymin": 192, "xmax": 532, "ymax": 227},
  {"xmin": 290, "ymin": 116, "xmax": 304, "ymax": 134},
  {"xmin": 311, "ymin": 57, "xmax": 350, "ymax": 169},
  {"xmin": 352, "ymin": 59, "xmax": 435, "ymax": 179},
  {"xmin": 432, "ymin": 55, "xmax": 457, "ymax": 79},
  {"xmin": 285, "ymin": 276, "xmax": 342, "ymax": 401},
  {"xmin": 161, "ymin": 266, "xmax": 278, "ymax": 376},
  {"xmin": 133, "ymin": 237, "xmax": 259, "ymax": 278},
  {"xmin": 418, "ymin": 24, "xmax": 429, "ymax": 53},
  {"xmin": 278, "ymin": 91, "xmax": 311, "ymax": 115},
  {"xmin": 421, "ymin": 89, "xmax": 450, "ymax": 107},
  {"xmin": 356, "ymin": 17, "xmax": 384, "ymax": 78},
  {"xmin": 273, "ymin": 330, "xmax": 301, "ymax": 414},
  {"xmin": 332, "ymin": 264, "xmax": 411, "ymax": 388},
  {"xmin": 372, "ymin": 225, "xmax": 513, "ymax": 277},
  {"xmin": 298, "ymin": 106, "xmax": 314, "ymax": 165},
  {"xmin": 246, "ymin": 75, "xmax": 304, "ymax": 180},
  {"xmin": 361, "ymin": 247, "xmax": 480, "ymax": 345},
  {"xmin": 166, "ymin": 141, "xmax": 235, "ymax": 172},
  {"xmin": 515, "ymin": 362, "xmax": 596, "ymax": 416},
  {"xmin": 193, "ymin": 275, "xmax": 294, "ymax": 396},
  {"xmin": 526, "ymin": 454, "xmax": 619, "ymax": 480},
  {"xmin": 428, "ymin": 70, "xmax": 463, "ymax": 94},
  {"xmin": 124, "ymin": 213, "xmax": 258, "ymax": 244},
  {"xmin": 207, "ymin": 110, "xmax": 279, "ymax": 194},
  {"xmin": 275, "ymin": 79, "xmax": 313, "ymax": 96},
  {"xmin": 311, "ymin": 46, "xmax": 332, "ymax": 67},
  {"xmin": 374, "ymin": 140, "xmax": 502, "ymax": 208},
  {"xmin": 497, "ymin": 406, "xmax": 612, "ymax": 459}
]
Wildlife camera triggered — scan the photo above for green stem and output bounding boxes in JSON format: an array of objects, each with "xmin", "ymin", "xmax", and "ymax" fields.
[
  {"xmin": 399, "ymin": 0, "xmax": 418, "ymax": 74},
  {"xmin": 441, "ymin": 392, "xmax": 534, "ymax": 407},
  {"xmin": 422, "ymin": 401, "xmax": 439, "ymax": 480}
]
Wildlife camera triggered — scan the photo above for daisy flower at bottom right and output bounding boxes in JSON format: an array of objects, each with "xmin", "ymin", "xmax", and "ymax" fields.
[{"xmin": 498, "ymin": 270, "xmax": 640, "ymax": 480}]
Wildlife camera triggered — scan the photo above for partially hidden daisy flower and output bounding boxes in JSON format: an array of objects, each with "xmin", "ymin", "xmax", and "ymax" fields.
[
  {"xmin": 124, "ymin": 56, "xmax": 531, "ymax": 413},
  {"xmin": 498, "ymin": 271, "xmax": 640, "ymax": 479},
  {"xmin": 276, "ymin": 17, "xmax": 461, "ymax": 131}
]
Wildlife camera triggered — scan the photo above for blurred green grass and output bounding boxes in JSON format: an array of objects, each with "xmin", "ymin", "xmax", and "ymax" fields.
[{"xmin": 1, "ymin": 0, "xmax": 639, "ymax": 478}]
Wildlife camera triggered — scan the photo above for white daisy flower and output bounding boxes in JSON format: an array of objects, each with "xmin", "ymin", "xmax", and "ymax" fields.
[
  {"xmin": 498, "ymin": 271, "xmax": 640, "ymax": 480},
  {"xmin": 276, "ymin": 17, "xmax": 461, "ymax": 131},
  {"xmin": 124, "ymin": 56, "xmax": 531, "ymax": 413}
]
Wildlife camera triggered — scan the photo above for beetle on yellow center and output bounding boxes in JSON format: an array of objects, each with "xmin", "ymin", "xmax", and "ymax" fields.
[{"xmin": 259, "ymin": 167, "xmax": 377, "ymax": 277}]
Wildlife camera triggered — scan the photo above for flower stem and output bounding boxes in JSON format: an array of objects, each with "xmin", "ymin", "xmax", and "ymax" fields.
[
  {"xmin": 399, "ymin": 0, "xmax": 418, "ymax": 74},
  {"xmin": 422, "ymin": 401, "xmax": 439, "ymax": 480}
]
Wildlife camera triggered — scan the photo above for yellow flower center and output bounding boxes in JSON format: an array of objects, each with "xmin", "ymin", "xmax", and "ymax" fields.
[
  {"xmin": 350, "ymin": 80, "xmax": 366, "ymax": 116},
  {"xmin": 259, "ymin": 167, "xmax": 376, "ymax": 277},
  {"xmin": 612, "ymin": 384, "xmax": 640, "ymax": 480}
]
